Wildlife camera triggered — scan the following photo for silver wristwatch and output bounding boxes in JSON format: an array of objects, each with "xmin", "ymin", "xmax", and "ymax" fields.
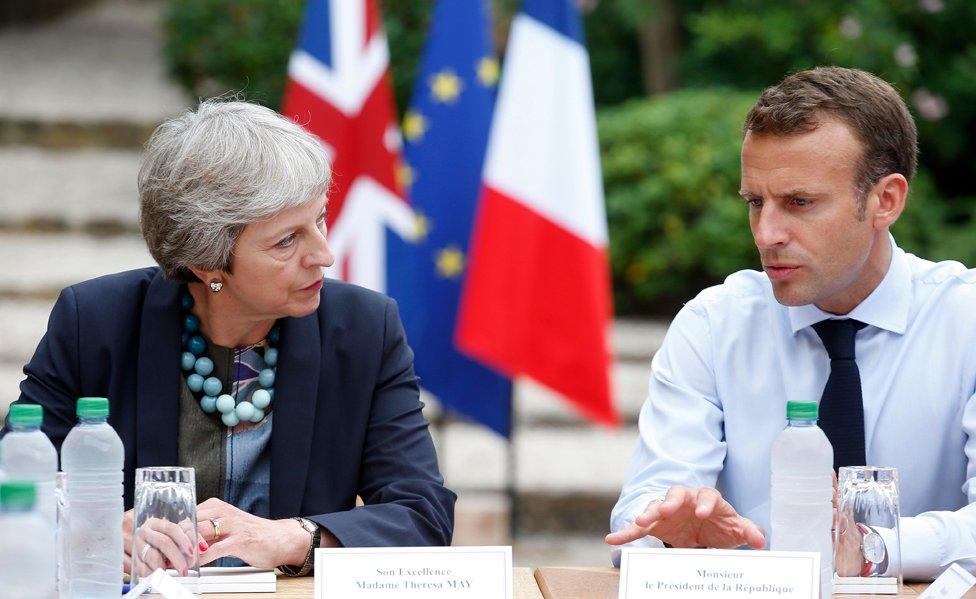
[
  {"xmin": 856, "ymin": 523, "xmax": 887, "ymax": 576},
  {"xmin": 279, "ymin": 517, "xmax": 321, "ymax": 577}
]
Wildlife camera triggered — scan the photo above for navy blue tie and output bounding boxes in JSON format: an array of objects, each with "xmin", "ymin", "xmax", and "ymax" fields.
[{"xmin": 812, "ymin": 319, "xmax": 868, "ymax": 471}]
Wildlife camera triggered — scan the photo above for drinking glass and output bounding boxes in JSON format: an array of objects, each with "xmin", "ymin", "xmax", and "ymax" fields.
[
  {"xmin": 131, "ymin": 467, "xmax": 200, "ymax": 595},
  {"xmin": 834, "ymin": 466, "xmax": 902, "ymax": 594}
]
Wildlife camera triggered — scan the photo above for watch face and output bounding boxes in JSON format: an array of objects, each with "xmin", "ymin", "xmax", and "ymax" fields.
[
  {"xmin": 863, "ymin": 532, "xmax": 886, "ymax": 563},
  {"xmin": 297, "ymin": 517, "xmax": 317, "ymax": 534}
]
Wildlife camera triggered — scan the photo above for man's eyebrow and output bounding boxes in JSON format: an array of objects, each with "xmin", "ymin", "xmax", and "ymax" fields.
[
  {"xmin": 738, "ymin": 189, "xmax": 825, "ymax": 200},
  {"xmin": 780, "ymin": 189, "xmax": 826, "ymax": 198}
]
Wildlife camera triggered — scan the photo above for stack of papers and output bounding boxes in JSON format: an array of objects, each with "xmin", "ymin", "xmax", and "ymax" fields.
[{"xmin": 171, "ymin": 567, "xmax": 277, "ymax": 594}]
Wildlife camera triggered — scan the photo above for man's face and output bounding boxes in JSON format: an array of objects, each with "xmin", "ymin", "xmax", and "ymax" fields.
[{"xmin": 740, "ymin": 119, "xmax": 881, "ymax": 313}]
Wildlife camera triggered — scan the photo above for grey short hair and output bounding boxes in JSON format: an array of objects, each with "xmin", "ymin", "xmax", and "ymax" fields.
[{"xmin": 138, "ymin": 99, "xmax": 331, "ymax": 281}]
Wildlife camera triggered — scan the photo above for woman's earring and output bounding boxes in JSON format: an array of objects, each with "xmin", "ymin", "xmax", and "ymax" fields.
[{"xmin": 209, "ymin": 280, "xmax": 223, "ymax": 293}]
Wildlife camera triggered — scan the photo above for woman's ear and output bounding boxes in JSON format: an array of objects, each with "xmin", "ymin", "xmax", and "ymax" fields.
[{"xmin": 187, "ymin": 266, "xmax": 223, "ymax": 288}]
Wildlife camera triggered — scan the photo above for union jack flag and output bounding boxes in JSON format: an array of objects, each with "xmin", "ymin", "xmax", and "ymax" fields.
[{"xmin": 281, "ymin": 0, "xmax": 418, "ymax": 293}]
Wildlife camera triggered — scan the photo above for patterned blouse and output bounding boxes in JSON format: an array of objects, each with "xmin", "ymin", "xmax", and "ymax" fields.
[{"xmin": 176, "ymin": 336, "xmax": 274, "ymax": 567}]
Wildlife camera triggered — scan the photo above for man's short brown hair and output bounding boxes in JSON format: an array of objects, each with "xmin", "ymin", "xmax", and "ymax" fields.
[{"xmin": 744, "ymin": 66, "xmax": 918, "ymax": 196}]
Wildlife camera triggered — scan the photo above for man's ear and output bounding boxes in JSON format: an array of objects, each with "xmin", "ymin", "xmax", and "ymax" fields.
[{"xmin": 870, "ymin": 173, "xmax": 908, "ymax": 230}]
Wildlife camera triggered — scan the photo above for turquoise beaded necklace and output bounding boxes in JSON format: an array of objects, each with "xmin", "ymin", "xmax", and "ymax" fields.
[{"xmin": 179, "ymin": 290, "xmax": 278, "ymax": 427}]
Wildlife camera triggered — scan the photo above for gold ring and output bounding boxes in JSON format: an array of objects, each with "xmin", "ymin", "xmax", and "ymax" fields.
[{"xmin": 210, "ymin": 517, "xmax": 221, "ymax": 539}]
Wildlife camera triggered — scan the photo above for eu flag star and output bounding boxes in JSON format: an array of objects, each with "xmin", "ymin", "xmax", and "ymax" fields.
[
  {"xmin": 476, "ymin": 57, "xmax": 499, "ymax": 87},
  {"xmin": 396, "ymin": 162, "xmax": 416, "ymax": 190},
  {"xmin": 435, "ymin": 246, "xmax": 465, "ymax": 279},
  {"xmin": 430, "ymin": 69, "xmax": 463, "ymax": 103},
  {"xmin": 402, "ymin": 110, "xmax": 428, "ymax": 142},
  {"xmin": 413, "ymin": 213, "xmax": 431, "ymax": 241}
]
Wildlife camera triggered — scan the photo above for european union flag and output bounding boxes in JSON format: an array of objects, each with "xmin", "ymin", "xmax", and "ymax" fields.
[{"xmin": 387, "ymin": 0, "xmax": 512, "ymax": 436}]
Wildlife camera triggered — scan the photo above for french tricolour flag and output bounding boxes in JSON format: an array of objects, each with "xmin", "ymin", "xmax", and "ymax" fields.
[{"xmin": 457, "ymin": 0, "xmax": 617, "ymax": 426}]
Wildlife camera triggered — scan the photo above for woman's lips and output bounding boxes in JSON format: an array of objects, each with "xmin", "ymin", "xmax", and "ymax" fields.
[
  {"xmin": 301, "ymin": 279, "xmax": 324, "ymax": 292},
  {"xmin": 764, "ymin": 265, "xmax": 801, "ymax": 281}
]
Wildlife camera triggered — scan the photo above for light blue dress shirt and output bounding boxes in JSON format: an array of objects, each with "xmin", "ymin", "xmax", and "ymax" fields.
[{"xmin": 611, "ymin": 236, "xmax": 976, "ymax": 580}]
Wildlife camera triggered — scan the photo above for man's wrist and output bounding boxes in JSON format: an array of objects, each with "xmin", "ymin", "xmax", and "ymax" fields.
[{"xmin": 857, "ymin": 524, "xmax": 889, "ymax": 576}]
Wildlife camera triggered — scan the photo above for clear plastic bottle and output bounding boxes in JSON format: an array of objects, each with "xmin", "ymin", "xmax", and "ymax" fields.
[
  {"xmin": 770, "ymin": 400, "xmax": 834, "ymax": 598},
  {"xmin": 1, "ymin": 403, "xmax": 59, "ymax": 526},
  {"xmin": 61, "ymin": 397, "xmax": 125, "ymax": 598},
  {"xmin": 0, "ymin": 481, "xmax": 57, "ymax": 598}
]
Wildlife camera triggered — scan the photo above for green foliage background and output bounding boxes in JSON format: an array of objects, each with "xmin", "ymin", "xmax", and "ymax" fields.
[
  {"xmin": 163, "ymin": 0, "xmax": 645, "ymax": 111},
  {"xmin": 600, "ymin": 90, "xmax": 755, "ymax": 314},
  {"xmin": 164, "ymin": 0, "xmax": 427, "ymax": 110},
  {"xmin": 163, "ymin": 0, "xmax": 976, "ymax": 316},
  {"xmin": 679, "ymin": 0, "xmax": 976, "ymax": 207}
]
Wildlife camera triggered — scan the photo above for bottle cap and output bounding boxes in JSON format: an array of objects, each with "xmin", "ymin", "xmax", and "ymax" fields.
[
  {"xmin": 77, "ymin": 397, "xmax": 110, "ymax": 419},
  {"xmin": 0, "ymin": 482, "xmax": 36, "ymax": 510},
  {"xmin": 786, "ymin": 401, "xmax": 818, "ymax": 420},
  {"xmin": 8, "ymin": 404, "xmax": 42, "ymax": 427}
]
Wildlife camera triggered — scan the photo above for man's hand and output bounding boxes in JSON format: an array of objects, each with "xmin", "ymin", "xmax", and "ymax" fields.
[
  {"xmin": 834, "ymin": 507, "xmax": 864, "ymax": 576},
  {"xmin": 123, "ymin": 509, "xmax": 133, "ymax": 573},
  {"xmin": 832, "ymin": 469, "xmax": 866, "ymax": 576},
  {"xmin": 605, "ymin": 486, "xmax": 765, "ymax": 549}
]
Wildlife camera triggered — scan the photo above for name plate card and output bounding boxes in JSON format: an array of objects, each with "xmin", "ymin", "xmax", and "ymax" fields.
[
  {"xmin": 919, "ymin": 563, "xmax": 976, "ymax": 599},
  {"xmin": 619, "ymin": 548, "xmax": 820, "ymax": 599},
  {"xmin": 313, "ymin": 546, "xmax": 513, "ymax": 599}
]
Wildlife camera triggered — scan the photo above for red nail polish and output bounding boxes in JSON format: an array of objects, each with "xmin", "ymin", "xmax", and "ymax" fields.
[{"xmin": 199, "ymin": 542, "xmax": 208, "ymax": 552}]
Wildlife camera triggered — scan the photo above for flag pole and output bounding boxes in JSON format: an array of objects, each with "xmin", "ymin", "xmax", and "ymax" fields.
[{"xmin": 507, "ymin": 382, "xmax": 518, "ymax": 544}]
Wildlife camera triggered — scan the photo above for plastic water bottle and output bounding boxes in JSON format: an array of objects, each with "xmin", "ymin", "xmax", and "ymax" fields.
[
  {"xmin": 61, "ymin": 397, "xmax": 125, "ymax": 598},
  {"xmin": 770, "ymin": 400, "xmax": 834, "ymax": 598},
  {"xmin": 1, "ymin": 403, "xmax": 59, "ymax": 526},
  {"xmin": 0, "ymin": 482, "xmax": 57, "ymax": 598}
]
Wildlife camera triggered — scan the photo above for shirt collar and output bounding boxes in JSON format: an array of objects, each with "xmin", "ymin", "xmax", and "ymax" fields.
[{"xmin": 787, "ymin": 234, "xmax": 912, "ymax": 335}]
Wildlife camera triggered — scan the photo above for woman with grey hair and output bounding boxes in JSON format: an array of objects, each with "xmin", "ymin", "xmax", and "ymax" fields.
[{"xmin": 7, "ymin": 100, "xmax": 455, "ymax": 577}]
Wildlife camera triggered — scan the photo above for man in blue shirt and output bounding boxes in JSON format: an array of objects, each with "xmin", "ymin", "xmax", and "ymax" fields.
[{"xmin": 607, "ymin": 66, "xmax": 976, "ymax": 580}]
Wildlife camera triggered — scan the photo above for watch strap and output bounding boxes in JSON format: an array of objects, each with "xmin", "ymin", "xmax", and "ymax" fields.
[
  {"xmin": 855, "ymin": 523, "xmax": 888, "ymax": 577},
  {"xmin": 279, "ymin": 517, "xmax": 320, "ymax": 577}
]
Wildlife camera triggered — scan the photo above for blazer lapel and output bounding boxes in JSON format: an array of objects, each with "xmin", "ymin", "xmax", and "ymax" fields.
[
  {"xmin": 270, "ymin": 310, "xmax": 321, "ymax": 518},
  {"xmin": 135, "ymin": 272, "xmax": 182, "ymax": 467}
]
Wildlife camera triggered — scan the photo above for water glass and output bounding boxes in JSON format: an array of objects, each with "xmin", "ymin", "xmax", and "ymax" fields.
[
  {"xmin": 131, "ymin": 467, "xmax": 200, "ymax": 595},
  {"xmin": 834, "ymin": 466, "xmax": 902, "ymax": 593}
]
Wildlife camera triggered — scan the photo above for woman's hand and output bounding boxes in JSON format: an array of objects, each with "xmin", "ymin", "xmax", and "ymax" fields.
[
  {"xmin": 124, "ymin": 507, "xmax": 206, "ymax": 576},
  {"xmin": 196, "ymin": 498, "xmax": 310, "ymax": 568},
  {"xmin": 131, "ymin": 517, "xmax": 199, "ymax": 577}
]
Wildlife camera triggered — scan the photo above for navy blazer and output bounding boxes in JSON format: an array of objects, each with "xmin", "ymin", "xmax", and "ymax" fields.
[{"xmin": 10, "ymin": 267, "xmax": 455, "ymax": 547}]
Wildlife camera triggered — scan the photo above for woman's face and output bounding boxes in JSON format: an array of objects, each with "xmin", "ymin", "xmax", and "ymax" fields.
[{"xmin": 221, "ymin": 194, "xmax": 334, "ymax": 321}]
